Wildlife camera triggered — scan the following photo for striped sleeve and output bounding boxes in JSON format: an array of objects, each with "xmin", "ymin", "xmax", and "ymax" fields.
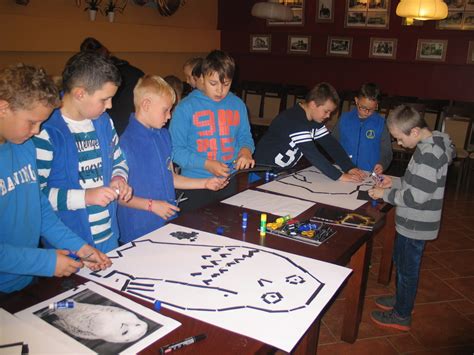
[
  {"xmin": 109, "ymin": 121, "xmax": 129, "ymax": 180},
  {"xmin": 32, "ymin": 130, "xmax": 86, "ymax": 211}
]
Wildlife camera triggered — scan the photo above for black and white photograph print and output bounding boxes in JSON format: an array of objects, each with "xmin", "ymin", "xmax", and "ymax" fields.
[
  {"xmin": 346, "ymin": 11, "xmax": 367, "ymax": 26},
  {"xmin": 327, "ymin": 36, "xmax": 352, "ymax": 57},
  {"xmin": 368, "ymin": 0, "xmax": 388, "ymax": 10},
  {"xmin": 416, "ymin": 39, "xmax": 448, "ymax": 62},
  {"xmin": 316, "ymin": 0, "xmax": 334, "ymax": 23},
  {"xmin": 348, "ymin": 0, "xmax": 367, "ymax": 11},
  {"xmin": 288, "ymin": 35, "xmax": 311, "ymax": 54},
  {"xmin": 463, "ymin": 12, "xmax": 474, "ymax": 28},
  {"xmin": 250, "ymin": 34, "xmax": 272, "ymax": 53},
  {"xmin": 367, "ymin": 12, "xmax": 388, "ymax": 27},
  {"xmin": 369, "ymin": 37, "xmax": 397, "ymax": 59},
  {"xmin": 267, "ymin": 0, "xmax": 305, "ymax": 26},
  {"xmin": 33, "ymin": 288, "xmax": 162, "ymax": 354},
  {"xmin": 437, "ymin": 11, "xmax": 463, "ymax": 28},
  {"xmin": 445, "ymin": 0, "xmax": 466, "ymax": 9}
]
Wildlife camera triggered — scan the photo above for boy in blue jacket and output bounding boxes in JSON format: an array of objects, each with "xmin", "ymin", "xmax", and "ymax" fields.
[
  {"xmin": 0, "ymin": 64, "xmax": 111, "ymax": 294},
  {"xmin": 118, "ymin": 75, "xmax": 227, "ymax": 243},
  {"xmin": 333, "ymin": 83, "xmax": 392, "ymax": 174},
  {"xmin": 33, "ymin": 52, "xmax": 133, "ymax": 253},
  {"xmin": 170, "ymin": 50, "xmax": 255, "ymax": 211}
]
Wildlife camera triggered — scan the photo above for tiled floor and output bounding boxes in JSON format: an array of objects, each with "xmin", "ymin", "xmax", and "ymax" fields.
[{"xmin": 317, "ymin": 170, "xmax": 474, "ymax": 354}]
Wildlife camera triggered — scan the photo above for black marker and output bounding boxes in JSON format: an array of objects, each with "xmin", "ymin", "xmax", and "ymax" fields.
[{"xmin": 159, "ymin": 333, "xmax": 206, "ymax": 354}]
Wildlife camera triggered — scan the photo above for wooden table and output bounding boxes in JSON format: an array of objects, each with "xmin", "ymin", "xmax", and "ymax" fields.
[{"xmin": 0, "ymin": 178, "xmax": 391, "ymax": 354}]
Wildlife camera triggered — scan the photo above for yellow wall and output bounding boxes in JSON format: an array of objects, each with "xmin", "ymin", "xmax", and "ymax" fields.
[{"xmin": 0, "ymin": 0, "xmax": 219, "ymax": 78}]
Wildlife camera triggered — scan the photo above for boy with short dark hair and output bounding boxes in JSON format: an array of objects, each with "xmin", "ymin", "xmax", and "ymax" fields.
[
  {"xmin": 118, "ymin": 75, "xmax": 227, "ymax": 243},
  {"xmin": 170, "ymin": 50, "xmax": 255, "ymax": 211},
  {"xmin": 0, "ymin": 63, "xmax": 111, "ymax": 294},
  {"xmin": 33, "ymin": 52, "xmax": 133, "ymax": 253},
  {"xmin": 182, "ymin": 56, "xmax": 203, "ymax": 91},
  {"xmin": 333, "ymin": 83, "xmax": 392, "ymax": 174},
  {"xmin": 369, "ymin": 105, "xmax": 454, "ymax": 331},
  {"xmin": 254, "ymin": 82, "xmax": 365, "ymax": 182}
]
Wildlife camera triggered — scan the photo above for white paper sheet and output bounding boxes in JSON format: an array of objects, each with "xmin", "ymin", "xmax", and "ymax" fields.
[
  {"xmin": 221, "ymin": 189, "xmax": 314, "ymax": 217},
  {"xmin": 258, "ymin": 167, "xmax": 374, "ymax": 210},
  {"xmin": 1, "ymin": 308, "xmax": 75, "ymax": 354},
  {"xmin": 78, "ymin": 223, "xmax": 352, "ymax": 353},
  {"xmin": 15, "ymin": 282, "xmax": 180, "ymax": 355}
]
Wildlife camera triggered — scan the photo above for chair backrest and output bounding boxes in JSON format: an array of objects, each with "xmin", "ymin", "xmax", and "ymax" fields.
[{"xmin": 440, "ymin": 109, "xmax": 473, "ymax": 152}]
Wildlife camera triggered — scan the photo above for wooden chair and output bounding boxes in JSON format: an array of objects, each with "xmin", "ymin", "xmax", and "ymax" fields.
[
  {"xmin": 417, "ymin": 98, "xmax": 450, "ymax": 131},
  {"xmin": 439, "ymin": 106, "xmax": 473, "ymax": 197},
  {"xmin": 284, "ymin": 84, "xmax": 307, "ymax": 110}
]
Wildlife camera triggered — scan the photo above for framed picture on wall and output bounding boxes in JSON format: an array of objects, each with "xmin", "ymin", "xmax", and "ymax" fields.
[
  {"xmin": 467, "ymin": 41, "xmax": 474, "ymax": 64},
  {"xmin": 316, "ymin": 0, "xmax": 334, "ymax": 23},
  {"xmin": 416, "ymin": 39, "xmax": 448, "ymax": 62},
  {"xmin": 437, "ymin": 0, "xmax": 474, "ymax": 29},
  {"xmin": 327, "ymin": 36, "xmax": 352, "ymax": 57},
  {"xmin": 250, "ymin": 34, "xmax": 272, "ymax": 53},
  {"xmin": 369, "ymin": 37, "xmax": 397, "ymax": 59},
  {"xmin": 345, "ymin": 0, "xmax": 390, "ymax": 28},
  {"xmin": 288, "ymin": 35, "xmax": 311, "ymax": 54},
  {"xmin": 267, "ymin": 0, "xmax": 305, "ymax": 26}
]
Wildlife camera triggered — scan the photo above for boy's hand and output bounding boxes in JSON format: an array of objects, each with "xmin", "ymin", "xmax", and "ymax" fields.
[
  {"xmin": 373, "ymin": 164, "xmax": 384, "ymax": 175},
  {"xmin": 205, "ymin": 177, "xmax": 229, "ymax": 191},
  {"xmin": 76, "ymin": 244, "xmax": 112, "ymax": 271},
  {"xmin": 347, "ymin": 168, "xmax": 367, "ymax": 181},
  {"xmin": 376, "ymin": 175, "xmax": 392, "ymax": 188},
  {"xmin": 110, "ymin": 176, "xmax": 133, "ymax": 202},
  {"xmin": 368, "ymin": 187, "xmax": 384, "ymax": 200},
  {"xmin": 234, "ymin": 149, "xmax": 255, "ymax": 170},
  {"xmin": 205, "ymin": 160, "xmax": 230, "ymax": 178},
  {"xmin": 339, "ymin": 173, "xmax": 364, "ymax": 183},
  {"xmin": 54, "ymin": 250, "xmax": 83, "ymax": 277},
  {"xmin": 150, "ymin": 200, "xmax": 180, "ymax": 220},
  {"xmin": 85, "ymin": 186, "xmax": 119, "ymax": 207}
]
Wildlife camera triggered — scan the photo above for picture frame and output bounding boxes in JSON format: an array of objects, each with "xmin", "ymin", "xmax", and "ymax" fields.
[
  {"xmin": 369, "ymin": 37, "xmax": 397, "ymax": 59},
  {"xmin": 467, "ymin": 40, "xmax": 474, "ymax": 64},
  {"xmin": 436, "ymin": 1, "xmax": 474, "ymax": 29},
  {"xmin": 327, "ymin": 36, "xmax": 352, "ymax": 57},
  {"xmin": 345, "ymin": 0, "xmax": 390, "ymax": 28},
  {"xmin": 316, "ymin": 0, "xmax": 334, "ymax": 23},
  {"xmin": 267, "ymin": 0, "xmax": 305, "ymax": 26},
  {"xmin": 416, "ymin": 39, "xmax": 448, "ymax": 62},
  {"xmin": 250, "ymin": 34, "xmax": 272, "ymax": 53},
  {"xmin": 288, "ymin": 35, "xmax": 311, "ymax": 54}
]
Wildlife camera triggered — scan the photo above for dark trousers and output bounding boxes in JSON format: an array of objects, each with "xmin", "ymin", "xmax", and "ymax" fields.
[{"xmin": 393, "ymin": 232, "xmax": 426, "ymax": 318}]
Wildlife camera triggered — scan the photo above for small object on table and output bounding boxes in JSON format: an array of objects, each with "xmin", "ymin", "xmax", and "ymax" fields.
[
  {"xmin": 159, "ymin": 333, "xmax": 207, "ymax": 354},
  {"xmin": 49, "ymin": 299, "xmax": 74, "ymax": 310},
  {"xmin": 242, "ymin": 212, "xmax": 248, "ymax": 230},
  {"xmin": 216, "ymin": 226, "xmax": 225, "ymax": 235},
  {"xmin": 154, "ymin": 300, "xmax": 161, "ymax": 311},
  {"xmin": 260, "ymin": 213, "xmax": 267, "ymax": 237}
]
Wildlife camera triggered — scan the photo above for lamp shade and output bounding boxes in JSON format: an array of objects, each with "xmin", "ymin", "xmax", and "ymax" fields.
[
  {"xmin": 251, "ymin": 1, "xmax": 294, "ymax": 21},
  {"xmin": 396, "ymin": 0, "xmax": 448, "ymax": 21}
]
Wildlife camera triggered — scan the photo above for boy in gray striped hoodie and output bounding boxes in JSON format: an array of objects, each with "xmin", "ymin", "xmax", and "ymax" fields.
[{"xmin": 368, "ymin": 105, "xmax": 454, "ymax": 331}]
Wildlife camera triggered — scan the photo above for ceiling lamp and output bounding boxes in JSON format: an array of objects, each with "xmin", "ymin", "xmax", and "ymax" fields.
[
  {"xmin": 251, "ymin": 0, "xmax": 294, "ymax": 21},
  {"xmin": 396, "ymin": 0, "xmax": 448, "ymax": 24}
]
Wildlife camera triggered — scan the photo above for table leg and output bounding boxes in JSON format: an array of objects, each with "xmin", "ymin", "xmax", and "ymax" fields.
[
  {"xmin": 341, "ymin": 240, "xmax": 370, "ymax": 343},
  {"xmin": 293, "ymin": 318, "xmax": 320, "ymax": 355},
  {"xmin": 377, "ymin": 208, "xmax": 396, "ymax": 285}
]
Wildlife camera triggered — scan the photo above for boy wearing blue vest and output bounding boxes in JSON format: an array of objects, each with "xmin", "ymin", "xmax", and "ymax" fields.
[
  {"xmin": 33, "ymin": 52, "xmax": 133, "ymax": 253},
  {"xmin": 369, "ymin": 105, "xmax": 454, "ymax": 330},
  {"xmin": 117, "ymin": 75, "xmax": 227, "ymax": 243},
  {"xmin": 170, "ymin": 50, "xmax": 255, "ymax": 211},
  {"xmin": 333, "ymin": 83, "xmax": 392, "ymax": 174},
  {"xmin": 0, "ymin": 64, "xmax": 111, "ymax": 294}
]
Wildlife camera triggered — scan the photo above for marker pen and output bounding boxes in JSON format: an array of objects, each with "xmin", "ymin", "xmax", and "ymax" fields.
[
  {"xmin": 49, "ymin": 300, "xmax": 74, "ymax": 310},
  {"xmin": 242, "ymin": 212, "xmax": 248, "ymax": 230},
  {"xmin": 260, "ymin": 213, "xmax": 267, "ymax": 237},
  {"xmin": 159, "ymin": 333, "xmax": 207, "ymax": 354}
]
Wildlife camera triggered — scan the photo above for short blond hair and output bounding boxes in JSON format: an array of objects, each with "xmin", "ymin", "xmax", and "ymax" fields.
[{"xmin": 133, "ymin": 75, "xmax": 176, "ymax": 110}]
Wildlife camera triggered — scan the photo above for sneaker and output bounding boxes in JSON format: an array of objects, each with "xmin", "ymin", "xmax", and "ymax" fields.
[
  {"xmin": 375, "ymin": 295, "xmax": 395, "ymax": 311},
  {"xmin": 370, "ymin": 310, "xmax": 411, "ymax": 331}
]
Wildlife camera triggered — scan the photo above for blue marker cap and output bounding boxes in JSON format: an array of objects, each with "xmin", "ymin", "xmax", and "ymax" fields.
[
  {"xmin": 216, "ymin": 226, "xmax": 224, "ymax": 235},
  {"xmin": 242, "ymin": 212, "xmax": 248, "ymax": 230},
  {"xmin": 154, "ymin": 300, "xmax": 161, "ymax": 311},
  {"xmin": 371, "ymin": 199, "xmax": 378, "ymax": 207}
]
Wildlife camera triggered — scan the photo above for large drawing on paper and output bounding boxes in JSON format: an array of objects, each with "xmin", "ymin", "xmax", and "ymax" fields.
[
  {"xmin": 79, "ymin": 223, "xmax": 351, "ymax": 352},
  {"xmin": 258, "ymin": 167, "xmax": 373, "ymax": 210}
]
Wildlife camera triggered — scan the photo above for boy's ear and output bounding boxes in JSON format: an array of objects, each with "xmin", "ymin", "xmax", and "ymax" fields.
[
  {"xmin": 411, "ymin": 127, "xmax": 420, "ymax": 137},
  {"xmin": 71, "ymin": 87, "xmax": 86, "ymax": 101},
  {"xmin": 0, "ymin": 100, "xmax": 10, "ymax": 117},
  {"xmin": 141, "ymin": 97, "xmax": 151, "ymax": 111}
]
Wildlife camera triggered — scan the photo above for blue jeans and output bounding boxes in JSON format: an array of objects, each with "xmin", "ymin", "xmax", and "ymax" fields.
[{"xmin": 393, "ymin": 232, "xmax": 425, "ymax": 318}]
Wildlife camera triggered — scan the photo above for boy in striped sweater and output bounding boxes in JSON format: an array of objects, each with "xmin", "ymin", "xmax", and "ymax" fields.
[
  {"xmin": 368, "ymin": 105, "xmax": 454, "ymax": 331},
  {"xmin": 33, "ymin": 52, "xmax": 132, "ymax": 253}
]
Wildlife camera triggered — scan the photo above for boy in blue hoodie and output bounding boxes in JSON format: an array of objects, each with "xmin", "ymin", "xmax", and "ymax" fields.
[
  {"xmin": 118, "ymin": 75, "xmax": 227, "ymax": 243},
  {"xmin": 33, "ymin": 52, "xmax": 133, "ymax": 253},
  {"xmin": 333, "ymin": 83, "xmax": 392, "ymax": 174},
  {"xmin": 170, "ymin": 50, "xmax": 255, "ymax": 211},
  {"xmin": 0, "ymin": 64, "xmax": 111, "ymax": 294}
]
